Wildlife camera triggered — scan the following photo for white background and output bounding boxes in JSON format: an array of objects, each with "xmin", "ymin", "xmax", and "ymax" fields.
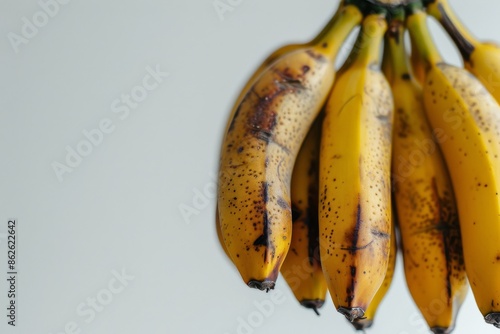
[{"xmin": 0, "ymin": 0, "xmax": 498, "ymax": 333}]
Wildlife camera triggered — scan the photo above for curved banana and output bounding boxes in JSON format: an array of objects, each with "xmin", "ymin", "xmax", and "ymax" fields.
[
  {"xmin": 319, "ymin": 13, "xmax": 393, "ymax": 322},
  {"xmin": 388, "ymin": 17, "xmax": 468, "ymax": 334},
  {"xmin": 352, "ymin": 217, "xmax": 397, "ymax": 331},
  {"xmin": 408, "ymin": 6, "xmax": 500, "ymax": 328},
  {"xmin": 218, "ymin": 4, "xmax": 363, "ymax": 291},
  {"xmin": 280, "ymin": 116, "xmax": 328, "ymax": 315},
  {"xmin": 426, "ymin": 0, "xmax": 500, "ymax": 104}
]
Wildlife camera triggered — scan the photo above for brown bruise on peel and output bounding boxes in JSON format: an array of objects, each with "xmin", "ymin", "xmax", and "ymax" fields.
[
  {"xmin": 395, "ymin": 107, "xmax": 411, "ymax": 138},
  {"xmin": 289, "ymin": 139, "xmax": 321, "ymax": 267},
  {"xmin": 219, "ymin": 49, "xmax": 334, "ymax": 284},
  {"xmin": 305, "ymin": 50, "xmax": 325, "ymax": 61},
  {"xmin": 291, "ymin": 198, "xmax": 321, "ymax": 267},
  {"xmin": 247, "ymin": 92, "xmax": 279, "ymax": 144},
  {"xmin": 398, "ymin": 175, "xmax": 466, "ymax": 315},
  {"xmin": 306, "ymin": 173, "xmax": 321, "ymax": 267},
  {"xmin": 253, "ymin": 182, "xmax": 272, "ymax": 263},
  {"xmin": 291, "ymin": 203, "xmax": 302, "ymax": 223},
  {"xmin": 430, "ymin": 178, "xmax": 465, "ymax": 302}
]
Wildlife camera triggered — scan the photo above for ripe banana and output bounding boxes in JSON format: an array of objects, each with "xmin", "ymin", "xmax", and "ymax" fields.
[
  {"xmin": 217, "ymin": 4, "xmax": 362, "ymax": 291},
  {"xmin": 348, "ymin": 36, "xmax": 401, "ymax": 330},
  {"xmin": 408, "ymin": 6, "xmax": 500, "ymax": 328},
  {"xmin": 426, "ymin": 0, "xmax": 500, "ymax": 105},
  {"xmin": 352, "ymin": 217, "xmax": 397, "ymax": 331},
  {"xmin": 319, "ymin": 13, "xmax": 393, "ymax": 322},
  {"xmin": 388, "ymin": 17, "xmax": 468, "ymax": 334},
  {"xmin": 280, "ymin": 116, "xmax": 328, "ymax": 315}
]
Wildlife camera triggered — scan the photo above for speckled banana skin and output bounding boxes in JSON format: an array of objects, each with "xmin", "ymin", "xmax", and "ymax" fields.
[
  {"xmin": 388, "ymin": 20, "xmax": 467, "ymax": 334},
  {"xmin": 408, "ymin": 9, "xmax": 500, "ymax": 328},
  {"xmin": 427, "ymin": 0, "xmax": 500, "ymax": 106},
  {"xmin": 319, "ymin": 14, "xmax": 393, "ymax": 322},
  {"xmin": 352, "ymin": 217, "xmax": 396, "ymax": 331},
  {"xmin": 218, "ymin": 49, "xmax": 334, "ymax": 290},
  {"xmin": 281, "ymin": 117, "xmax": 328, "ymax": 314},
  {"xmin": 423, "ymin": 63, "xmax": 500, "ymax": 324},
  {"xmin": 217, "ymin": 5, "xmax": 362, "ymax": 291}
]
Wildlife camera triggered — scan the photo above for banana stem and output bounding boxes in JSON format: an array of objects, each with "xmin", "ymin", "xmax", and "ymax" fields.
[
  {"xmin": 381, "ymin": 9, "xmax": 404, "ymax": 83},
  {"xmin": 406, "ymin": 6, "xmax": 442, "ymax": 66},
  {"xmin": 425, "ymin": 0, "xmax": 476, "ymax": 60},
  {"xmin": 311, "ymin": 4, "xmax": 363, "ymax": 61},
  {"xmin": 386, "ymin": 19, "xmax": 411, "ymax": 80},
  {"xmin": 381, "ymin": 36, "xmax": 394, "ymax": 83},
  {"xmin": 345, "ymin": 13, "xmax": 388, "ymax": 69}
]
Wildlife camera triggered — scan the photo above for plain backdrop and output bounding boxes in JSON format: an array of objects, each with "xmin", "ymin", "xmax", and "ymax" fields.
[{"xmin": 0, "ymin": 0, "xmax": 499, "ymax": 333}]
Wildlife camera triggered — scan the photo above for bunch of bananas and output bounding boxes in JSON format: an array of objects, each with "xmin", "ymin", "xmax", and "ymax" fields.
[{"xmin": 215, "ymin": 0, "xmax": 500, "ymax": 332}]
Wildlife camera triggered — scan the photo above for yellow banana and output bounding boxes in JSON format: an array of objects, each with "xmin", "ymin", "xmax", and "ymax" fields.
[
  {"xmin": 352, "ymin": 217, "xmax": 397, "ymax": 331},
  {"xmin": 280, "ymin": 116, "xmax": 328, "ymax": 315},
  {"xmin": 408, "ymin": 6, "xmax": 500, "ymax": 328},
  {"xmin": 388, "ymin": 16, "xmax": 468, "ymax": 334},
  {"xmin": 319, "ymin": 13, "xmax": 393, "ymax": 322},
  {"xmin": 426, "ymin": 0, "xmax": 500, "ymax": 104},
  {"xmin": 349, "ymin": 38, "xmax": 401, "ymax": 330},
  {"xmin": 218, "ymin": 4, "xmax": 363, "ymax": 291}
]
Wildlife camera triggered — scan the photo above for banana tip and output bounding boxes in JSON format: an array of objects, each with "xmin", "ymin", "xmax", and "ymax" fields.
[
  {"xmin": 247, "ymin": 280, "xmax": 275, "ymax": 292},
  {"xmin": 300, "ymin": 299, "xmax": 325, "ymax": 316},
  {"xmin": 485, "ymin": 313, "xmax": 500, "ymax": 328},
  {"xmin": 337, "ymin": 306, "xmax": 365, "ymax": 322},
  {"xmin": 352, "ymin": 319, "xmax": 373, "ymax": 331},
  {"xmin": 430, "ymin": 327, "xmax": 452, "ymax": 334}
]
